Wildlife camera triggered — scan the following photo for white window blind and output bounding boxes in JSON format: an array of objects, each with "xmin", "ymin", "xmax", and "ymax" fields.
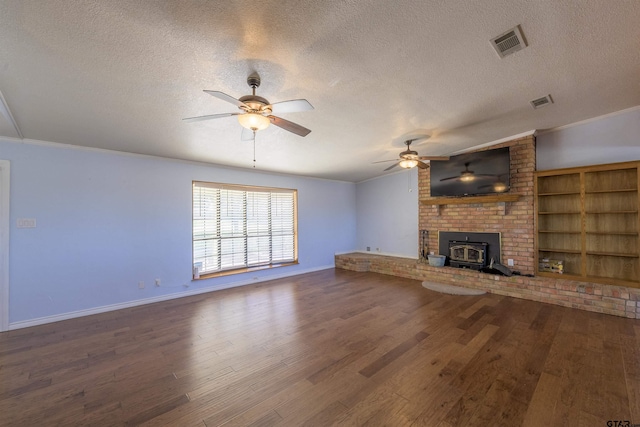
[{"xmin": 193, "ymin": 182, "xmax": 297, "ymax": 276}]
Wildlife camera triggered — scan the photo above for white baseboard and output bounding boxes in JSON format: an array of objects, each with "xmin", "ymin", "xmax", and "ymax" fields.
[{"xmin": 9, "ymin": 265, "xmax": 334, "ymax": 330}]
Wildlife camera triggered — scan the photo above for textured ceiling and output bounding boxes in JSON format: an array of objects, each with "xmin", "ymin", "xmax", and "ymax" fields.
[{"xmin": 1, "ymin": 0, "xmax": 639, "ymax": 182}]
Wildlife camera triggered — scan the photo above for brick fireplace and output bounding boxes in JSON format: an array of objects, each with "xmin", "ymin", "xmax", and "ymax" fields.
[
  {"xmin": 336, "ymin": 135, "xmax": 640, "ymax": 318},
  {"xmin": 420, "ymin": 136, "xmax": 535, "ymax": 274}
]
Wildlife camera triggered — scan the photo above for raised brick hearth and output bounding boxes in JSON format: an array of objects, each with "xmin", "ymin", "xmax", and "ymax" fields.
[
  {"xmin": 336, "ymin": 135, "xmax": 640, "ymax": 319},
  {"xmin": 335, "ymin": 253, "xmax": 640, "ymax": 318}
]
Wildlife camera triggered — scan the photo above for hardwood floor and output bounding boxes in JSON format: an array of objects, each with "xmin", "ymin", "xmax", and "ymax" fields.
[{"xmin": 1, "ymin": 269, "xmax": 639, "ymax": 426}]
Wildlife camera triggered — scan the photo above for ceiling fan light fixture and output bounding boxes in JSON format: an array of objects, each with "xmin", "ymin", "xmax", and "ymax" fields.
[
  {"xmin": 238, "ymin": 113, "xmax": 270, "ymax": 131},
  {"xmin": 460, "ymin": 172, "xmax": 475, "ymax": 182},
  {"xmin": 493, "ymin": 181, "xmax": 507, "ymax": 192},
  {"xmin": 399, "ymin": 159, "xmax": 419, "ymax": 169}
]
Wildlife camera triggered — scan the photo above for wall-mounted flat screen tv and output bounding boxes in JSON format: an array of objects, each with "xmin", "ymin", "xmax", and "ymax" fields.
[{"xmin": 429, "ymin": 147, "xmax": 510, "ymax": 197}]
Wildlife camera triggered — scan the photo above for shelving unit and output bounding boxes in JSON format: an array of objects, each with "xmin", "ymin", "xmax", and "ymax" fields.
[{"xmin": 535, "ymin": 161, "xmax": 639, "ymax": 287}]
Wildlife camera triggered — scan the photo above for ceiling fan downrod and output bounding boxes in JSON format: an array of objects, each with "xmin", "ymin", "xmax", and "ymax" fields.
[{"xmin": 247, "ymin": 74, "xmax": 261, "ymax": 96}]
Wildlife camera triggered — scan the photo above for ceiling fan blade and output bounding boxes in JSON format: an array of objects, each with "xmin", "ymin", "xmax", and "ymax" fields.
[
  {"xmin": 203, "ymin": 90, "xmax": 249, "ymax": 109},
  {"xmin": 416, "ymin": 161, "xmax": 429, "ymax": 169},
  {"xmin": 240, "ymin": 127, "xmax": 254, "ymax": 141},
  {"xmin": 270, "ymin": 99, "xmax": 314, "ymax": 114},
  {"xmin": 440, "ymin": 176, "xmax": 461, "ymax": 182},
  {"xmin": 182, "ymin": 112, "xmax": 240, "ymax": 123},
  {"xmin": 268, "ymin": 115, "xmax": 311, "ymax": 137},
  {"xmin": 372, "ymin": 159, "xmax": 399, "ymax": 164},
  {"xmin": 384, "ymin": 162, "xmax": 400, "ymax": 171},
  {"xmin": 418, "ymin": 156, "xmax": 450, "ymax": 161}
]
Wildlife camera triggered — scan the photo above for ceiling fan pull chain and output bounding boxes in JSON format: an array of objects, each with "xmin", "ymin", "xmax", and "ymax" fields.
[{"xmin": 253, "ymin": 130, "xmax": 257, "ymax": 168}]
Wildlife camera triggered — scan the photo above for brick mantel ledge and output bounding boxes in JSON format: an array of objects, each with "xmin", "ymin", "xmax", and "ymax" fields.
[{"xmin": 335, "ymin": 253, "xmax": 640, "ymax": 319}]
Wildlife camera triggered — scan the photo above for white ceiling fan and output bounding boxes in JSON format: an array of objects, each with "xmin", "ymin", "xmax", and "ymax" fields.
[
  {"xmin": 374, "ymin": 138, "xmax": 450, "ymax": 171},
  {"xmin": 183, "ymin": 73, "xmax": 313, "ymax": 138}
]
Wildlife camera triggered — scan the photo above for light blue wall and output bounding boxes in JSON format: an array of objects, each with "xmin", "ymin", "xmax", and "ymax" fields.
[
  {"xmin": 537, "ymin": 107, "xmax": 640, "ymax": 170},
  {"xmin": 355, "ymin": 168, "xmax": 418, "ymax": 258},
  {"xmin": 1, "ymin": 139, "xmax": 356, "ymax": 324}
]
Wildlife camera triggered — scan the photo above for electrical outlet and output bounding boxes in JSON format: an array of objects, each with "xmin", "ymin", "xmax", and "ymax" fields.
[
  {"xmin": 138, "ymin": 281, "xmax": 145, "ymax": 289},
  {"xmin": 155, "ymin": 279, "xmax": 161, "ymax": 287},
  {"xmin": 577, "ymin": 284, "xmax": 586, "ymax": 293},
  {"xmin": 376, "ymin": 248, "xmax": 380, "ymax": 252},
  {"xmin": 507, "ymin": 259, "xmax": 514, "ymax": 267}
]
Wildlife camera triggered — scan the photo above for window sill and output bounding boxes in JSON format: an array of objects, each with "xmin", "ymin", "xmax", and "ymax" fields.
[{"xmin": 193, "ymin": 261, "xmax": 299, "ymax": 281}]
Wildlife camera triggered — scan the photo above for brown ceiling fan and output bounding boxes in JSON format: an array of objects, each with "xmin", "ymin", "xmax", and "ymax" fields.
[
  {"xmin": 374, "ymin": 139, "xmax": 450, "ymax": 171},
  {"xmin": 183, "ymin": 73, "xmax": 313, "ymax": 137}
]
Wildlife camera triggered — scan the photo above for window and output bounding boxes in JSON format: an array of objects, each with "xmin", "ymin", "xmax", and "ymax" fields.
[{"xmin": 192, "ymin": 181, "xmax": 297, "ymax": 277}]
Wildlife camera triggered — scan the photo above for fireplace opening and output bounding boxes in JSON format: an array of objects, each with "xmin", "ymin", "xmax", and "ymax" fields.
[
  {"xmin": 448, "ymin": 240, "xmax": 489, "ymax": 270},
  {"xmin": 438, "ymin": 231, "xmax": 502, "ymax": 271}
]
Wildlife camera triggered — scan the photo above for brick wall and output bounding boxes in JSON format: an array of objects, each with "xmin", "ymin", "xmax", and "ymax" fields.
[{"xmin": 335, "ymin": 135, "xmax": 640, "ymax": 319}]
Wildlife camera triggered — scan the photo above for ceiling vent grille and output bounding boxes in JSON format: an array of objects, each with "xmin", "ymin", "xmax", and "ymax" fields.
[
  {"xmin": 530, "ymin": 95, "xmax": 553, "ymax": 109},
  {"xmin": 491, "ymin": 26, "xmax": 527, "ymax": 58}
]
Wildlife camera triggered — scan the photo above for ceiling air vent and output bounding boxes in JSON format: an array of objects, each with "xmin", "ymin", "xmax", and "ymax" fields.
[
  {"xmin": 530, "ymin": 95, "xmax": 553, "ymax": 109},
  {"xmin": 490, "ymin": 26, "xmax": 527, "ymax": 58}
]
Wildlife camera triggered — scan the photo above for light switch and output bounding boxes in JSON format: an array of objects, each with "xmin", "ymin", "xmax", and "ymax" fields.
[{"xmin": 17, "ymin": 218, "xmax": 36, "ymax": 228}]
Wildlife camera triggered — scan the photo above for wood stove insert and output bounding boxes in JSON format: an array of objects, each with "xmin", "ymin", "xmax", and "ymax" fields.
[
  {"xmin": 438, "ymin": 231, "xmax": 502, "ymax": 269},
  {"xmin": 448, "ymin": 240, "xmax": 489, "ymax": 270}
]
